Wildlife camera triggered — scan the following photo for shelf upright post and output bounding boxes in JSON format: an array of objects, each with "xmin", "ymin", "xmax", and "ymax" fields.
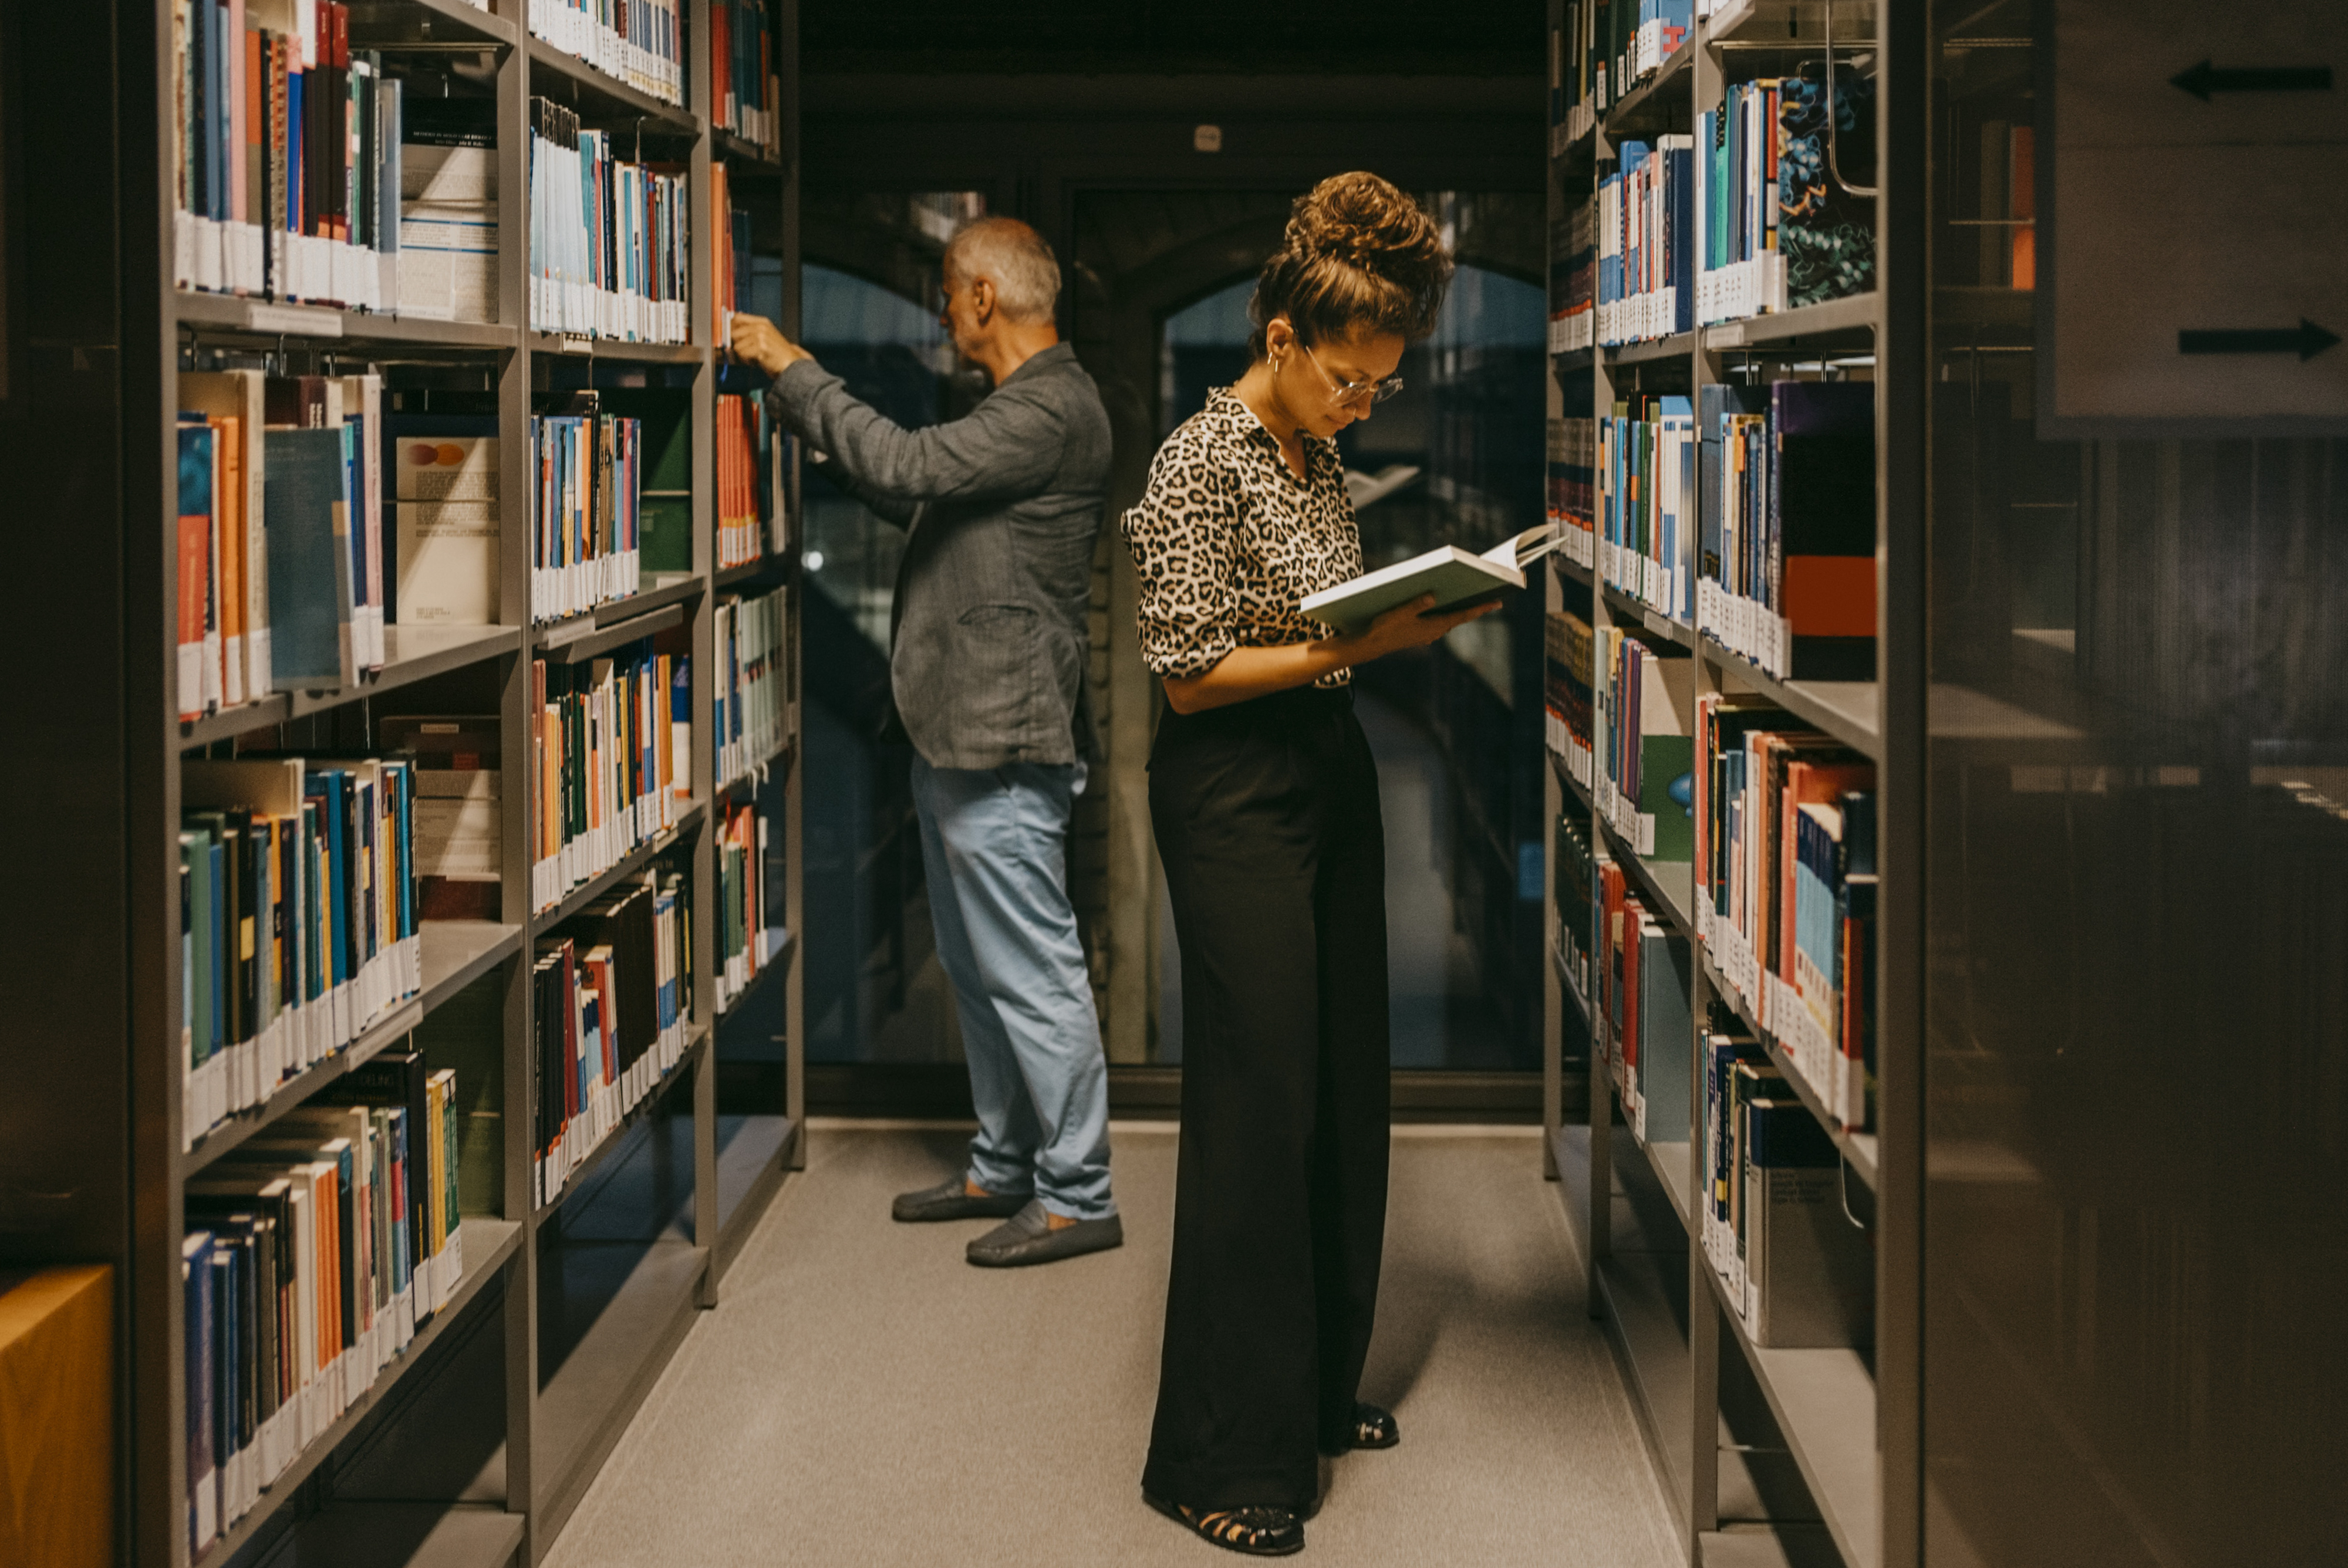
[
  {"xmin": 1682, "ymin": 22, "xmax": 1730, "ymax": 1560},
  {"xmin": 778, "ymin": 0, "xmax": 808, "ymax": 1168},
  {"xmin": 491, "ymin": 0, "xmax": 542, "ymax": 1556},
  {"xmin": 1584, "ymin": 116, "xmax": 1618, "ymax": 1319},
  {"xmin": 1541, "ymin": 0, "xmax": 1568, "ymax": 1184},
  {"xmin": 689, "ymin": 0, "xmax": 723, "ymax": 1307},
  {"xmin": 1874, "ymin": 0, "xmax": 1929, "ymax": 1563},
  {"xmin": 124, "ymin": 1, "xmax": 187, "ymax": 1562}
]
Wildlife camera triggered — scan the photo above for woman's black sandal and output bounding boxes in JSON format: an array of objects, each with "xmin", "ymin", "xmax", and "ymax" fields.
[
  {"xmin": 1145, "ymin": 1492, "xmax": 1305, "ymax": 1556},
  {"xmin": 1323, "ymin": 1401, "xmax": 1400, "ymax": 1452}
]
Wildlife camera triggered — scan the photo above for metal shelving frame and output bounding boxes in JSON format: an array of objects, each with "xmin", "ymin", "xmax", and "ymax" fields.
[
  {"xmin": 118, "ymin": 4, "xmax": 806, "ymax": 1566},
  {"xmin": 1542, "ymin": 4, "xmax": 1912, "ymax": 1567}
]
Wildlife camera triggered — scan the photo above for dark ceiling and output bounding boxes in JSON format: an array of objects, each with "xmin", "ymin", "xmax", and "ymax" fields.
[{"xmin": 800, "ymin": 0, "xmax": 1545, "ymax": 77}]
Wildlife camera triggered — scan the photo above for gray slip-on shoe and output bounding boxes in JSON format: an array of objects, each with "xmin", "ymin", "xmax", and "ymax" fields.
[
  {"xmin": 892, "ymin": 1175, "xmax": 1031, "ymax": 1224},
  {"xmin": 966, "ymin": 1200, "xmax": 1124, "ymax": 1268}
]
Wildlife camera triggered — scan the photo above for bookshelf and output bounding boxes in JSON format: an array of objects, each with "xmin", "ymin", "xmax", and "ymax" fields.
[
  {"xmin": 1542, "ymin": 3, "xmax": 1915, "ymax": 1566},
  {"xmin": 110, "ymin": 3, "xmax": 804, "ymax": 1566}
]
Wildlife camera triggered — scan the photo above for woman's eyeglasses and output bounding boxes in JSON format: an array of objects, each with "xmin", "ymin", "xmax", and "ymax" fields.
[{"xmin": 1298, "ymin": 342, "xmax": 1405, "ymax": 408}]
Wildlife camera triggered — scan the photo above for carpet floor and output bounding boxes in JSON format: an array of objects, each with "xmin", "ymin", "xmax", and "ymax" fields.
[{"xmin": 541, "ymin": 1123, "xmax": 1678, "ymax": 1567}]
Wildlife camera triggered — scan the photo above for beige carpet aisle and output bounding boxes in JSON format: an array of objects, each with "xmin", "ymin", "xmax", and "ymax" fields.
[{"xmin": 541, "ymin": 1124, "xmax": 1678, "ymax": 1568}]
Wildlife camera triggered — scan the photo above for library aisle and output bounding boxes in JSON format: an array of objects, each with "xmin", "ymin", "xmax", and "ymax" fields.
[{"xmin": 542, "ymin": 1125, "xmax": 1678, "ymax": 1567}]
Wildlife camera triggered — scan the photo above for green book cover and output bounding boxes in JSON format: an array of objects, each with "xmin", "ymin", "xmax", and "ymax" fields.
[{"xmin": 1641, "ymin": 733, "xmax": 1695, "ymax": 864}]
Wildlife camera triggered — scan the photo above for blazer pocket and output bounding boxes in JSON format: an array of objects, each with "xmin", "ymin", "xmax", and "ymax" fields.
[{"xmin": 957, "ymin": 603, "xmax": 1039, "ymax": 635}]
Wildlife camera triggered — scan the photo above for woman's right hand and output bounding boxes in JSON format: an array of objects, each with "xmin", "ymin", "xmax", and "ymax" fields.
[{"xmin": 1346, "ymin": 593, "xmax": 1503, "ymax": 663}]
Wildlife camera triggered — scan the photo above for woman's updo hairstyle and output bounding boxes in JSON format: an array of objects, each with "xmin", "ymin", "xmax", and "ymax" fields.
[{"xmin": 1247, "ymin": 172, "xmax": 1453, "ymax": 358}]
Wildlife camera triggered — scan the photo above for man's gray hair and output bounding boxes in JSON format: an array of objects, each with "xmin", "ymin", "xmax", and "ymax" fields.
[{"xmin": 945, "ymin": 217, "xmax": 1061, "ymax": 325}]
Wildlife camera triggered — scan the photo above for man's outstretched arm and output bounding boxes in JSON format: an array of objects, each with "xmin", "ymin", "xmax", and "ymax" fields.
[{"xmin": 733, "ymin": 313, "xmax": 1061, "ymax": 508}]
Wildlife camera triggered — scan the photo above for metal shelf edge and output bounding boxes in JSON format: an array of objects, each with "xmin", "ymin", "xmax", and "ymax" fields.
[
  {"xmin": 531, "ymin": 1026, "xmax": 710, "ymax": 1222},
  {"xmin": 182, "ymin": 921, "xmax": 525, "ymax": 1178}
]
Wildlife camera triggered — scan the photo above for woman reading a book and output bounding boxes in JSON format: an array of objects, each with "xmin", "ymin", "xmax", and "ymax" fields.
[{"xmin": 1121, "ymin": 171, "xmax": 1496, "ymax": 1556}]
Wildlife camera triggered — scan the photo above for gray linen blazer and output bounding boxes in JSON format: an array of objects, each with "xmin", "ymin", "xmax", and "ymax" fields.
[{"xmin": 768, "ymin": 343, "xmax": 1111, "ymax": 771}]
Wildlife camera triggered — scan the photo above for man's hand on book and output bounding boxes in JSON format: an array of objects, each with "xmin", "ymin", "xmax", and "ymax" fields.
[
  {"xmin": 729, "ymin": 312, "xmax": 813, "ymax": 377},
  {"xmin": 1348, "ymin": 593, "xmax": 1502, "ymax": 661}
]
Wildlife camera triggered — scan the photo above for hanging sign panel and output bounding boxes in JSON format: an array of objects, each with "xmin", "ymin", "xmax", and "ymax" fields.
[{"xmin": 2043, "ymin": 0, "xmax": 2348, "ymax": 436}]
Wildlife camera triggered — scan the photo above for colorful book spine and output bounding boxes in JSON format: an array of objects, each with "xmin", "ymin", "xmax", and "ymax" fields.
[
  {"xmin": 528, "ymin": 0, "xmax": 683, "ymax": 106},
  {"xmin": 713, "ymin": 797, "xmax": 769, "ymax": 1012},
  {"xmin": 531, "ymin": 867, "xmax": 693, "ymax": 1208},
  {"xmin": 714, "ymin": 584, "xmax": 790, "ymax": 787},
  {"xmin": 183, "ymin": 1062, "xmax": 467, "ymax": 1546},
  {"xmin": 529, "ymin": 402, "xmax": 644, "ymax": 623},
  {"xmin": 526, "ymin": 96, "xmax": 690, "ymax": 342},
  {"xmin": 179, "ymin": 757, "xmax": 421, "ymax": 1147},
  {"xmin": 528, "ymin": 643, "xmax": 683, "ymax": 914},
  {"xmin": 1691, "ymin": 691, "xmax": 1875, "ymax": 1128}
]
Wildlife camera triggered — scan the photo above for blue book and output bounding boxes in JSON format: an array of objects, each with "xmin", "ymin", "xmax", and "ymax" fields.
[
  {"xmin": 264, "ymin": 426, "xmax": 358, "ymax": 688},
  {"xmin": 184, "ymin": 1232, "xmax": 217, "ymax": 1553}
]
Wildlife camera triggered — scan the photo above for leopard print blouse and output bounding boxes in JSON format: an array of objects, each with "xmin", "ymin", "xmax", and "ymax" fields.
[{"xmin": 1121, "ymin": 387, "xmax": 1361, "ymax": 686}]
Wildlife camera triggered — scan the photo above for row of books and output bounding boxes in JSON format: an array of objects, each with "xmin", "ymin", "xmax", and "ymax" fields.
[
  {"xmin": 1597, "ymin": 396, "xmax": 1696, "ymax": 621},
  {"xmin": 714, "ymin": 584, "xmax": 790, "ymax": 788},
  {"xmin": 1544, "ymin": 609, "xmax": 1596, "ymax": 795},
  {"xmin": 1696, "ymin": 78, "xmax": 1787, "ymax": 325},
  {"xmin": 715, "ymin": 393, "xmax": 775, "ymax": 570},
  {"xmin": 529, "ymin": 0, "xmax": 684, "ymax": 108},
  {"xmin": 711, "ymin": 0, "xmax": 783, "ymax": 151},
  {"xmin": 183, "ymin": 1049, "xmax": 463, "ymax": 1555},
  {"xmin": 1694, "ymin": 694, "xmax": 1876, "ymax": 1128},
  {"xmin": 1540, "ymin": 379, "xmax": 1878, "ymax": 683},
  {"xmin": 1593, "ymin": 629, "xmax": 1695, "ymax": 864},
  {"xmin": 1598, "ymin": 138, "xmax": 1693, "ymax": 346},
  {"xmin": 1699, "ymin": 1031, "xmax": 1873, "ymax": 1347},
  {"xmin": 1566, "ymin": 66, "xmax": 1878, "ymax": 349},
  {"xmin": 1552, "ymin": 0, "xmax": 1692, "ymax": 146},
  {"xmin": 181, "ymin": 757, "xmax": 420, "ymax": 1147},
  {"xmin": 527, "ymin": 97, "xmax": 691, "ymax": 344},
  {"xmin": 1546, "ymin": 416, "xmax": 1598, "ymax": 569},
  {"xmin": 176, "ymin": 371, "xmax": 385, "ymax": 719},
  {"xmin": 529, "ymin": 646, "xmax": 691, "ymax": 914},
  {"xmin": 713, "ymin": 799, "xmax": 773, "ymax": 1012},
  {"xmin": 1697, "ymin": 380, "xmax": 1876, "ymax": 682},
  {"xmin": 1554, "ymin": 809, "xmax": 1598, "ymax": 1006},
  {"xmin": 1598, "ymin": 863, "xmax": 1694, "ymax": 1147},
  {"xmin": 532, "ymin": 400, "xmax": 646, "ymax": 623},
  {"xmin": 173, "ymin": 1, "xmax": 395, "ymax": 306},
  {"xmin": 533, "ymin": 869, "xmax": 693, "ymax": 1209}
]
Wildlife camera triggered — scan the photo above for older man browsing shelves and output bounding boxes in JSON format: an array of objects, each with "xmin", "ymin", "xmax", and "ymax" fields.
[{"xmin": 729, "ymin": 217, "xmax": 1119, "ymax": 1268}]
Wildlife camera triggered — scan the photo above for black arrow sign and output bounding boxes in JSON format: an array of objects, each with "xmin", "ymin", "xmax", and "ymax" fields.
[
  {"xmin": 2178, "ymin": 320, "xmax": 2342, "ymax": 361},
  {"xmin": 2171, "ymin": 59, "xmax": 2333, "ymax": 100}
]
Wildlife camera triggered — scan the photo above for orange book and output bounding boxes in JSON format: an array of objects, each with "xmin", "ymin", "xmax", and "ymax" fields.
[
  {"xmin": 2009, "ymin": 126, "xmax": 2036, "ymax": 290},
  {"xmin": 211, "ymin": 415, "xmax": 245, "ymax": 704}
]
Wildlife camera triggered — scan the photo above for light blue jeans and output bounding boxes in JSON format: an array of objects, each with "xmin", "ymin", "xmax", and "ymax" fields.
[{"xmin": 910, "ymin": 755, "xmax": 1115, "ymax": 1221}]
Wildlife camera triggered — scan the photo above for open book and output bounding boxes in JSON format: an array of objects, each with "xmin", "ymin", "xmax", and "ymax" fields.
[{"xmin": 1298, "ymin": 523, "xmax": 1567, "ymax": 636}]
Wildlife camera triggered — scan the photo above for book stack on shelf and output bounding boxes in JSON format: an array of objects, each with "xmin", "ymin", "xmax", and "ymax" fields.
[
  {"xmin": 527, "ymin": 97, "xmax": 691, "ymax": 344},
  {"xmin": 711, "ymin": 0, "xmax": 782, "ymax": 154},
  {"xmin": 530, "ymin": 396, "xmax": 647, "ymax": 621},
  {"xmin": 530, "ymin": 641, "xmax": 689, "ymax": 914},
  {"xmin": 1693, "ymin": 695, "xmax": 1876, "ymax": 1127},
  {"xmin": 713, "ymin": 797, "xmax": 775, "ymax": 1013},
  {"xmin": 171, "ymin": 1, "xmax": 405, "ymax": 307},
  {"xmin": 531, "ymin": 0, "xmax": 685, "ymax": 106},
  {"xmin": 715, "ymin": 584, "xmax": 789, "ymax": 787},
  {"xmin": 183, "ymin": 1048, "xmax": 465, "ymax": 1560},
  {"xmin": 1595, "ymin": 393, "xmax": 1694, "ymax": 617},
  {"xmin": 117, "ymin": 5, "xmax": 809, "ymax": 1564},
  {"xmin": 1542, "ymin": 1, "xmax": 1891, "ymax": 1563},
  {"xmin": 532, "ymin": 870, "xmax": 695, "ymax": 1209},
  {"xmin": 181, "ymin": 758, "xmax": 420, "ymax": 1145}
]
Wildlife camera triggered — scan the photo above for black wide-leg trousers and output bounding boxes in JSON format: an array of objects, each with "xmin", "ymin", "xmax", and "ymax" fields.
[{"xmin": 1141, "ymin": 684, "xmax": 1391, "ymax": 1512}]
